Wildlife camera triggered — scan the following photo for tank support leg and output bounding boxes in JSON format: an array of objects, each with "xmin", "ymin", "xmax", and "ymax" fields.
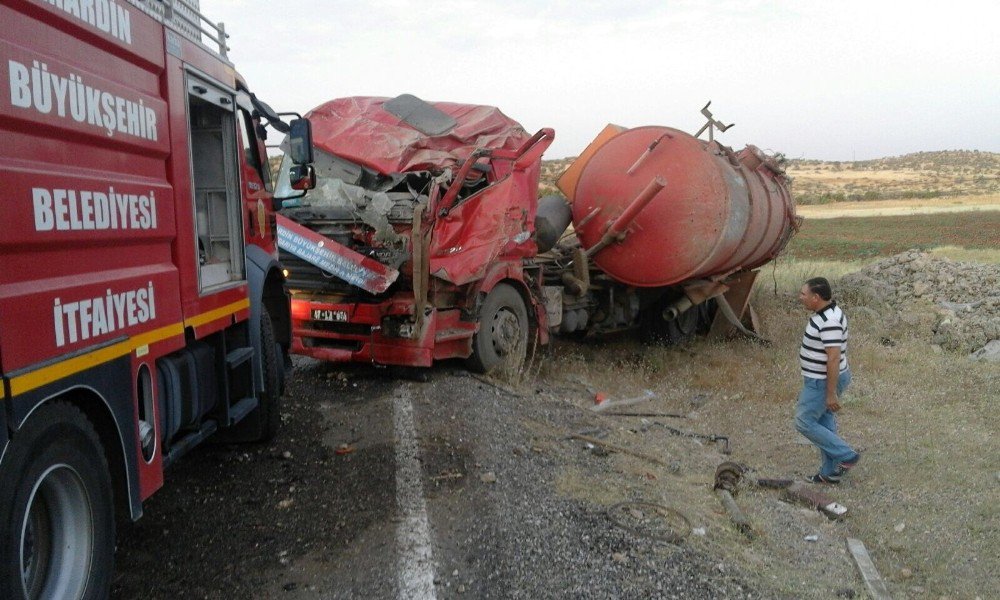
[{"xmin": 707, "ymin": 270, "xmax": 764, "ymax": 340}]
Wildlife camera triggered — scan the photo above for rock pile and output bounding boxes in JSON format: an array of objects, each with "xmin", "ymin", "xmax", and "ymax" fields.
[{"xmin": 838, "ymin": 250, "xmax": 1000, "ymax": 357}]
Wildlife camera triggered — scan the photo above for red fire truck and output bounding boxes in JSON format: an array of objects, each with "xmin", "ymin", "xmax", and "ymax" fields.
[{"xmin": 0, "ymin": 1, "xmax": 315, "ymax": 597}]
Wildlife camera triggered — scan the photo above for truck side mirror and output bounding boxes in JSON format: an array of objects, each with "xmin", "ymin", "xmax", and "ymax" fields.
[
  {"xmin": 288, "ymin": 118, "xmax": 314, "ymax": 165},
  {"xmin": 289, "ymin": 164, "xmax": 316, "ymax": 191}
]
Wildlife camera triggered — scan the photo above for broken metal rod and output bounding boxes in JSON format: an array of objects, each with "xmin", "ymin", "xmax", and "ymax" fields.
[
  {"xmin": 654, "ymin": 423, "xmax": 731, "ymax": 455},
  {"xmin": 567, "ymin": 434, "xmax": 668, "ymax": 467}
]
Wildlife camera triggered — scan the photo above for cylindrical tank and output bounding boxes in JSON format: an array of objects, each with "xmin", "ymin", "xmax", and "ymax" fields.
[{"xmin": 572, "ymin": 126, "xmax": 795, "ymax": 287}]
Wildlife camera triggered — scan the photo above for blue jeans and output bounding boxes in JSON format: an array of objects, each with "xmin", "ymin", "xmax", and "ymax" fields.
[{"xmin": 795, "ymin": 370, "xmax": 856, "ymax": 477}]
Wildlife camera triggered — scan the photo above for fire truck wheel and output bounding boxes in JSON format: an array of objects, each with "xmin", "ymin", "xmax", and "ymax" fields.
[
  {"xmin": 0, "ymin": 401, "xmax": 115, "ymax": 600},
  {"xmin": 256, "ymin": 306, "xmax": 282, "ymax": 442},
  {"xmin": 467, "ymin": 283, "xmax": 529, "ymax": 374}
]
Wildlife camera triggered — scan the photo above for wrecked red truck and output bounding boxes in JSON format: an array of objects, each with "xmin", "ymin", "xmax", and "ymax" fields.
[
  {"xmin": 275, "ymin": 95, "xmax": 553, "ymax": 372},
  {"xmin": 274, "ymin": 96, "xmax": 798, "ymax": 372}
]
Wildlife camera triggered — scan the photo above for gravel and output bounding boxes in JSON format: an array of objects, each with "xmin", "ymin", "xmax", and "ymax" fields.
[{"xmin": 112, "ymin": 360, "xmax": 763, "ymax": 599}]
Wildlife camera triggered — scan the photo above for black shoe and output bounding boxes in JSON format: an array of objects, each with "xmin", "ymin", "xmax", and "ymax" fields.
[{"xmin": 805, "ymin": 473, "xmax": 840, "ymax": 485}]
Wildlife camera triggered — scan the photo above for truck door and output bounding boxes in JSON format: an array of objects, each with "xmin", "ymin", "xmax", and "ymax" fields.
[{"xmin": 186, "ymin": 74, "xmax": 245, "ymax": 291}]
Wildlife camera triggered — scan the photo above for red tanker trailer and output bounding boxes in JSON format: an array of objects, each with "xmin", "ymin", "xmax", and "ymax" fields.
[{"xmin": 537, "ymin": 111, "xmax": 798, "ymax": 343}]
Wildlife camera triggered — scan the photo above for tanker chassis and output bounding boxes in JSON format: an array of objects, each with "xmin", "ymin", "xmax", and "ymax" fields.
[
  {"xmin": 276, "ymin": 97, "xmax": 796, "ymax": 372},
  {"xmin": 0, "ymin": 1, "xmax": 315, "ymax": 597}
]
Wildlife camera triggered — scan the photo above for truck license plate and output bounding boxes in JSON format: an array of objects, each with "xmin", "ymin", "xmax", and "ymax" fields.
[{"xmin": 312, "ymin": 309, "xmax": 348, "ymax": 322}]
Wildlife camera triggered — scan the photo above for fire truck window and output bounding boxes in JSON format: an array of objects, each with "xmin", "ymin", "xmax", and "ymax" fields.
[
  {"xmin": 189, "ymin": 86, "xmax": 245, "ymax": 290},
  {"xmin": 237, "ymin": 109, "xmax": 271, "ymax": 191}
]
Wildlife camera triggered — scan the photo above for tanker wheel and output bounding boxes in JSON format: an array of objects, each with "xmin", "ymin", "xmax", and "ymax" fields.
[
  {"xmin": 467, "ymin": 283, "xmax": 529, "ymax": 374},
  {"xmin": 0, "ymin": 402, "xmax": 115, "ymax": 600},
  {"xmin": 255, "ymin": 305, "xmax": 282, "ymax": 442}
]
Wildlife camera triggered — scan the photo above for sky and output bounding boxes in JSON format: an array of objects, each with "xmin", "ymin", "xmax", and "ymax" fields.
[{"xmin": 200, "ymin": 0, "xmax": 999, "ymax": 160}]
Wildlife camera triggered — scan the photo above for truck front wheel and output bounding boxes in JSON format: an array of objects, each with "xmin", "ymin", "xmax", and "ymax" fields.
[
  {"xmin": 0, "ymin": 402, "xmax": 115, "ymax": 600},
  {"xmin": 467, "ymin": 283, "xmax": 529, "ymax": 374}
]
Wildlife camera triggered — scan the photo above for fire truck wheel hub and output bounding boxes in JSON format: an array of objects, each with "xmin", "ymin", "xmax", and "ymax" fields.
[{"xmin": 20, "ymin": 464, "xmax": 94, "ymax": 600}]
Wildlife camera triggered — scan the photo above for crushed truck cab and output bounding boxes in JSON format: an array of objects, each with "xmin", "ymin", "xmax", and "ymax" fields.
[{"xmin": 276, "ymin": 95, "xmax": 554, "ymax": 371}]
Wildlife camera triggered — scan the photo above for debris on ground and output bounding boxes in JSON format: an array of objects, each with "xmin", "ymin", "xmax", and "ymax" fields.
[
  {"xmin": 591, "ymin": 389, "xmax": 656, "ymax": 412},
  {"xmin": 782, "ymin": 483, "xmax": 848, "ymax": 519},
  {"xmin": 713, "ymin": 462, "xmax": 755, "ymax": 539},
  {"xmin": 839, "ymin": 249, "xmax": 1000, "ymax": 354},
  {"xmin": 567, "ymin": 433, "xmax": 669, "ymax": 467},
  {"xmin": 846, "ymin": 538, "xmax": 892, "ymax": 600}
]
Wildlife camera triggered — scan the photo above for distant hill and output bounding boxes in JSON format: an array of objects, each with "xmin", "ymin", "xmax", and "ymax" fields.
[{"xmin": 539, "ymin": 150, "xmax": 1000, "ymax": 204}]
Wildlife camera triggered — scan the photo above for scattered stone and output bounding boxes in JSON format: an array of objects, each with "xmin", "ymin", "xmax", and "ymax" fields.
[
  {"xmin": 804, "ymin": 534, "xmax": 819, "ymax": 542},
  {"xmin": 692, "ymin": 527, "xmax": 706, "ymax": 536},
  {"xmin": 277, "ymin": 498, "xmax": 294, "ymax": 509},
  {"xmin": 970, "ymin": 339, "xmax": 1000, "ymax": 362},
  {"xmin": 839, "ymin": 250, "xmax": 1000, "ymax": 353},
  {"xmin": 899, "ymin": 567, "xmax": 913, "ymax": 579},
  {"xmin": 612, "ymin": 552, "xmax": 627, "ymax": 563},
  {"xmin": 281, "ymin": 451, "xmax": 292, "ymax": 460},
  {"xmin": 894, "ymin": 522, "xmax": 906, "ymax": 533},
  {"xmin": 458, "ymin": 584, "xmax": 466, "ymax": 594},
  {"xmin": 480, "ymin": 471, "xmax": 497, "ymax": 484}
]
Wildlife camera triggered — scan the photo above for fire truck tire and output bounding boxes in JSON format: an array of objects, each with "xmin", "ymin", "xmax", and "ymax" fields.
[
  {"xmin": 467, "ymin": 283, "xmax": 529, "ymax": 374},
  {"xmin": 256, "ymin": 306, "xmax": 282, "ymax": 442},
  {"xmin": 0, "ymin": 401, "xmax": 115, "ymax": 600}
]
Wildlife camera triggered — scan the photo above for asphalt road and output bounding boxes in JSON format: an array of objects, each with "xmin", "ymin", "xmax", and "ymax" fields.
[{"xmin": 113, "ymin": 358, "xmax": 758, "ymax": 599}]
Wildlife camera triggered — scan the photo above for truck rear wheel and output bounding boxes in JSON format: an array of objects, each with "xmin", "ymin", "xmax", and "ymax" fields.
[
  {"xmin": 256, "ymin": 306, "xmax": 282, "ymax": 442},
  {"xmin": 0, "ymin": 402, "xmax": 115, "ymax": 600},
  {"xmin": 467, "ymin": 283, "xmax": 529, "ymax": 374}
]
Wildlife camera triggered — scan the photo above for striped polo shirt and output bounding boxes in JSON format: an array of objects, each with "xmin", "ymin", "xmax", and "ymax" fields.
[{"xmin": 800, "ymin": 301, "xmax": 849, "ymax": 379}]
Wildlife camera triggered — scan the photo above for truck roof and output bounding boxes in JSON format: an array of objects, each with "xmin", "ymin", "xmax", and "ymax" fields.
[{"xmin": 306, "ymin": 96, "xmax": 531, "ymax": 175}]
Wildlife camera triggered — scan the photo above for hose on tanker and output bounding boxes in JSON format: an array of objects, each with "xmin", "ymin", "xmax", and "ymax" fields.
[{"xmin": 714, "ymin": 294, "xmax": 771, "ymax": 346}]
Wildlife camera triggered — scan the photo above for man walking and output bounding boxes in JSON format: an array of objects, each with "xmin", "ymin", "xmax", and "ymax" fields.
[{"xmin": 796, "ymin": 277, "xmax": 860, "ymax": 484}]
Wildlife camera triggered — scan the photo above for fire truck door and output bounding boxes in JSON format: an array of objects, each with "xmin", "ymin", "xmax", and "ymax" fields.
[{"xmin": 186, "ymin": 74, "xmax": 245, "ymax": 291}]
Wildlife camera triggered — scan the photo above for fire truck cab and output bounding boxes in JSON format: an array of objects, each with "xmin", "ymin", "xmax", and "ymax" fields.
[{"xmin": 0, "ymin": 1, "xmax": 314, "ymax": 597}]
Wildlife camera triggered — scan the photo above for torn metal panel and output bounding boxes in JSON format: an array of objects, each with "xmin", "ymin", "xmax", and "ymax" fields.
[
  {"xmin": 429, "ymin": 175, "xmax": 536, "ymax": 286},
  {"xmin": 277, "ymin": 215, "xmax": 399, "ymax": 294}
]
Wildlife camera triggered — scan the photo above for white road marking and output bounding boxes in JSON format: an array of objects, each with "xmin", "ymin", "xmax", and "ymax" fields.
[{"xmin": 393, "ymin": 387, "xmax": 438, "ymax": 600}]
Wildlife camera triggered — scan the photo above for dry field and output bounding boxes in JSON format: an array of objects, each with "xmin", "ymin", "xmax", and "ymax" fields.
[
  {"xmin": 796, "ymin": 193, "xmax": 1000, "ymax": 219},
  {"xmin": 533, "ymin": 254, "xmax": 997, "ymax": 599}
]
